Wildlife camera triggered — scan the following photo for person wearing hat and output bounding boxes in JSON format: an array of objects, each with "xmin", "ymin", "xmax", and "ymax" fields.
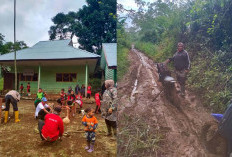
[
  {"xmin": 4, "ymin": 90, "xmax": 21, "ymax": 123},
  {"xmin": 35, "ymin": 97, "xmax": 52, "ymax": 119},
  {"xmin": 38, "ymin": 106, "xmax": 64, "ymax": 142}
]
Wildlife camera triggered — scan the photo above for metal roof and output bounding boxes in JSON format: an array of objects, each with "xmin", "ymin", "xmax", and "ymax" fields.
[
  {"xmin": 102, "ymin": 43, "xmax": 117, "ymax": 68},
  {"xmin": 0, "ymin": 39, "xmax": 100, "ymax": 61}
]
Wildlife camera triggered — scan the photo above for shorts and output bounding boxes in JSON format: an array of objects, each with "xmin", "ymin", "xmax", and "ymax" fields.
[
  {"xmin": 85, "ymin": 131, "xmax": 95, "ymax": 142},
  {"xmin": 67, "ymin": 101, "xmax": 74, "ymax": 106}
]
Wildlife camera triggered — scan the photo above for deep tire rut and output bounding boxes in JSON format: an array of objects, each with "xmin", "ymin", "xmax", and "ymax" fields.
[{"xmin": 118, "ymin": 48, "xmax": 226, "ymax": 157}]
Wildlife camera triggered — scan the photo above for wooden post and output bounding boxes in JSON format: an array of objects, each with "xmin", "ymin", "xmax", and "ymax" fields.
[
  {"xmin": 85, "ymin": 64, "xmax": 88, "ymax": 97},
  {"xmin": 14, "ymin": 0, "xmax": 17, "ymax": 90},
  {"xmin": 38, "ymin": 65, "xmax": 41, "ymax": 90}
]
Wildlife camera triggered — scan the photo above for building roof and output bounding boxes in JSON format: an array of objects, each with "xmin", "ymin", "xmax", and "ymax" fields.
[
  {"xmin": 102, "ymin": 43, "xmax": 117, "ymax": 69},
  {"xmin": 0, "ymin": 39, "xmax": 100, "ymax": 61}
]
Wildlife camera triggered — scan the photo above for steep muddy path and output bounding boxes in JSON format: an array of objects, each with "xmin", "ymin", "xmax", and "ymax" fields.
[{"xmin": 118, "ymin": 47, "xmax": 226, "ymax": 157}]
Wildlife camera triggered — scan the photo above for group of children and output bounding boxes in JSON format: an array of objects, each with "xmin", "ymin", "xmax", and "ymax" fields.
[
  {"xmin": 32, "ymin": 84, "xmax": 101, "ymax": 153},
  {"xmin": 20, "ymin": 82, "xmax": 31, "ymax": 96}
]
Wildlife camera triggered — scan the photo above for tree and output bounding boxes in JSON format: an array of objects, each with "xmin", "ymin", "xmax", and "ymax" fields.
[
  {"xmin": 49, "ymin": 0, "xmax": 116, "ymax": 53},
  {"xmin": 0, "ymin": 33, "xmax": 28, "ymax": 55}
]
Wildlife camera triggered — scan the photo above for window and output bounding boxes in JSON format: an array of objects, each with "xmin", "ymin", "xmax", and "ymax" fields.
[
  {"xmin": 56, "ymin": 73, "xmax": 77, "ymax": 82},
  {"xmin": 19, "ymin": 73, "xmax": 38, "ymax": 81}
]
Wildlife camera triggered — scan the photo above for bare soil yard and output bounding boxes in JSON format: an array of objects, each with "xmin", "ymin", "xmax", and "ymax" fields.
[{"xmin": 0, "ymin": 98, "xmax": 116, "ymax": 157}]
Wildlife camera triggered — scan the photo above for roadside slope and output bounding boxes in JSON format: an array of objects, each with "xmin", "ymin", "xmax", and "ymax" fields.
[{"xmin": 118, "ymin": 48, "xmax": 226, "ymax": 157}]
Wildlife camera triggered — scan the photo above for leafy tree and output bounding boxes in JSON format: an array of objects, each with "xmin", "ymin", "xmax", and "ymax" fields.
[
  {"xmin": 0, "ymin": 33, "xmax": 28, "ymax": 55},
  {"xmin": 49, "ymin": 0, "xmax": 116, "ymax": 53}
]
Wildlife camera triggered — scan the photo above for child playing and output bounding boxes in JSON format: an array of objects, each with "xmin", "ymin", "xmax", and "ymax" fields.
[
  {"xmin": 67, "ymin": 86, "xmax": 72, "ymax": 95},
  {"xmin": 75, "ymin": 92, "xmax": 83, "ymax": 113},
  {"xmin": 95, "ymin": 91, "xmax": 101, "ymax": 114},
  {"xmin": 27, "ymin": 82, "xmax": 31, "ymax": 96},
  {"xmin": 82, "ymin": 108, "xmax": 98, "ymax": 153},
  {"xmin": 34, "ymin": 88, "xmax": 44, "ymax": 108},
  {"xmin": 20, "ymin": 84, "xmax": 24, "ymax": 95},
  {"xmin": 57, "ymin": 88, "xmax": 66, "ymax": 106},
  {"xmin": 67, "ymin": 90, "xmax": 76, "ymax": 117},
  {"xmin": 87, "ymin": 84, "xmax": 92, "ymax": 99},
  {"xmin": 80, "ymin": 85, "xmax": 85, "ymax": 97}
]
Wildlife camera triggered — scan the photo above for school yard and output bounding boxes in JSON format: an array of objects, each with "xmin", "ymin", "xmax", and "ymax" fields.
[{"xmin": 0, "ymin": 98, "xmax": 116, "ymax": 157}]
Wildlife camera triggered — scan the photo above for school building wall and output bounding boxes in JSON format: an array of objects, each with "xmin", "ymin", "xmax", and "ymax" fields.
[
  {"xmin": 17, "ymin": 65, "xmax": 86, "ymax": 94},
  {"xmin": 105, "ymin": 65, "xmax": 117, "ymax": 83}
]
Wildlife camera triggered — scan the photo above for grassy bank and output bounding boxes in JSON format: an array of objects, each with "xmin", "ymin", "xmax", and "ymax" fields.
[{"xmin": 135, "ymin": 40, "xmax": 232, "ymax": 112}]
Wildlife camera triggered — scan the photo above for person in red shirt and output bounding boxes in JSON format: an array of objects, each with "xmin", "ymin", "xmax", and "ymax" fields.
[
  {"xmin": 27, "ymin": 82, "xmax": 31, "ymax": 96},
  {"xmin": 38, "ymin": 106, "xmax": 64, "ymax": 142},
  {"xmin": 57, "ymin": 89, "xmax": 66, "ymax": 106},
  {"xmin": 82, "ymin": 108, "xmax": 98, "ymax": 153},
  {"xmin": 94, "ymin": 91, "xmax": 101, "ymax": 114},
  {"xmin": 20, "ymin": 84, "xmax": 24, "ymax": 95},
  {"xmin": 67, "ymin": 90, "xmax": 76, "ymax": 117},
  {"xmin": 87, "ymin": 84, "xmax": 92, "ymax": 99},
  {"xmin": 75, "ymin": 92, "xmax": 83, "ymax": 113}
]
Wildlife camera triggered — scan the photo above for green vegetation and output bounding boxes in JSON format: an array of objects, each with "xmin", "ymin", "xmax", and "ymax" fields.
[
  {"xmin": 117, "ymin": 19, "xmax": 131, "ymax": 80},
  {"xmin": 0, "ymin": 78, "xmax": 3, "ymax": 90},
  {"xmin": 0, "ymin": 33, "xmax": 28, "ymax": 55},
  {"xmin": 49, "ymin": 0, "xmax": 116, "ymax": 54},
  {"xmin": 123, "ymin": 0, "xmax": 232, "ymax": 112},
  {"xmin": 118, "ymin": 114, "xmax": 162, "ymax": 156}
]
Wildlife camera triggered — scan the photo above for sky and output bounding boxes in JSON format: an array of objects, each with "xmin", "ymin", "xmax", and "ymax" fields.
[
  {"xmin": 118, "ymin": 0, "xmax": 154, "ymax": 27},
  {"xmin": 118, "ymin": 0, "xmax": 154, "ymax": 10},
  {"xmin": 0, "ymin": 0, "xmax": 86, "ymax": 47}
]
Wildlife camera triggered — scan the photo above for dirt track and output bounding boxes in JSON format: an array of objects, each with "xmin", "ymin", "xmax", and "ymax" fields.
[{"xmin": 118, "ymin": 47, "xmax": 226, "ymax": 157}]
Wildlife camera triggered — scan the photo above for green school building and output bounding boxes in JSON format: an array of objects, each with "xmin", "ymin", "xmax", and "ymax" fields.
[
  {"xmin": 100, "ymin": 43, "xmax": 117, "ymax": 84},
  {"xmin": 0, "ymin": 40, "xmax": 100, "ymax": 94}
]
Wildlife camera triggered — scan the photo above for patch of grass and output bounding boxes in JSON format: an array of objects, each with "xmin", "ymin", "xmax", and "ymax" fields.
[
  {"xmin": 135, "ymin": 42, "xmax": 158, "ymax": 59},
  {"xmin": 118, "ymin": 114, "xmax": 163, "ymax": 156},
  {"xmin": 0, "ymin": 77, "xmax": 3, "ymax": 90},
  {"xmin": 117, "ymin": 46, "xmax": 130, "ymax": 80}
]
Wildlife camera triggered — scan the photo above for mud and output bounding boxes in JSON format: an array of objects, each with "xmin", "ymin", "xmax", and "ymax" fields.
[
  {"xmin": 118, "ymin": 48, "xmax": 226, "ymax": 157},
  {"xmin": 0, "ymin": 99, "xmax": 116, "ymax": 157}
]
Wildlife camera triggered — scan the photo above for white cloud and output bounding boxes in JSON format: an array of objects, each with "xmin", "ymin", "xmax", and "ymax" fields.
[{"xmin": 0, "ymin": 0, "xmax": 86, "ymax": 46}]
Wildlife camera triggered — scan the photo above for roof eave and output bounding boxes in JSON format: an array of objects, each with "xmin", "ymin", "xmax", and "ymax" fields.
[{"xmin": 0, "ymin": 57, "xmax": 100, "ymax": 62}]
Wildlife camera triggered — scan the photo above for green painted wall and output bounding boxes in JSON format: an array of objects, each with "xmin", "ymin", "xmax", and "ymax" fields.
[
  {"xmin": 16, "ymin": 65, "xmax": 87, "ymax": 94},
  {"xmin": 100, "ymin": 51, "xmax": 106, "ymax": 70},
  {"xmin": 105, "ymin": 65, "xmax": 114, "ymax": 81}
]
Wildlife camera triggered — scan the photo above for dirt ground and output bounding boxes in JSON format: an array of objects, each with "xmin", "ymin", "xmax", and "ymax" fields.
[
  {"xmin": 0, "ymin": 98, "xmax": 116, "ymax": 157},
  {"xmin": 117, "ymin": 47, "xmax": 226, "ymax": 157}
]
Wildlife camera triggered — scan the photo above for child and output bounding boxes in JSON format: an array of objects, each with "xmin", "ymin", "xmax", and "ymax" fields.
[
  {"xmin": 82, "ymin": 108, "xmax": 98, "ymax": 153},
  {"xmin": 75, "ymin": 92, "xmax": 83, "ymax": 113},
  {"xmin": 80, "ymin": 85, "xmax": 85, "ymax": 97},
  {"xmin": 87, "ymin": 84, "xmax": 92, "ymax": 99},
  {"xmin": 67, "ymin": 90, "xmax": 75, "ymax": 117},
  {"xmin": 20, "ymin": 84, "xmax": 24, "ymax": 95},
  {"xmin": 95, "ymin": 91, "xmax": 101, "ymax": 114},
  {"xmin": 34, "ymin": 88, "xmax": 44, "ymax": 108},
  {"xmin": 57, "ymin": 89, "xmax": 66, "ymax": 106},
  {"xmin": 67, "ymin": 86, "xmax": 72, "ymax": 95},
  {"xmin": 27, "ymin": 82, "xmax": 31, "ymax": 96}
]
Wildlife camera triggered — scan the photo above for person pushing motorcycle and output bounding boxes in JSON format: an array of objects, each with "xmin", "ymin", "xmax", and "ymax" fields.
[{"xmin": 164, "ymin": 42, "xmax": 191, "ymax": 97}]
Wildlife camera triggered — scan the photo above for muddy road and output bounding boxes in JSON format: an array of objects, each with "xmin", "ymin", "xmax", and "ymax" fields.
[{"xmin": 118, "ymin": 47, "xmax": 226, "ymax": 157}]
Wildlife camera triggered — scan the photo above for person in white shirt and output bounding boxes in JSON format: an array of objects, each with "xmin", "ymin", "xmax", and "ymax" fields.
[
  {"xmin": 35, "ymin": 97, "xmax": 52, "ymax": 118},
  {"xmin": 4, "ymin": 90, "xmax": 21, "ymax": 123}
]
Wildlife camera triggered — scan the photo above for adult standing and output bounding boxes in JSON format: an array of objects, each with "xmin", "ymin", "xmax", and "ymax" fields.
[
  {"xmin": 38, "ymin": 106, "xmax": 64, "ymax": 142},
  {"xmin": 165, "ymin": 42, "xmax": 191, "ymax": 96},
  {"xmin": 101, "ymin": 80, "xmax": 118, "ymax": 136},
  {"xmin": 4, "ymin": 90, "xmax": 21, "ymax": 123}
]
